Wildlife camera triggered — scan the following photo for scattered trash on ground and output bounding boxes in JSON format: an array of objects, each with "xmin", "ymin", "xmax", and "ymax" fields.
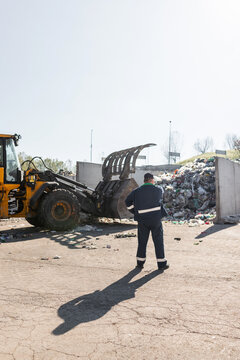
[
  {"xmin": 74, "ymin": 225, "xmax": 103, "ymax": 232},
  {"xmin": 174, "ymin": 237, "xmax": 181, "ymax": 241},
  {"xmin": 98, "ymin": 217, "xmax": 136, "ymax": 224},
  {"xmin": 78, "ymin": 240, "xmax": 97, "ymax": 250},
  {"xmin": 0, "ymin": 232, "xmax": 36, "ymax": 242},
  {"xmin": 114, "ymin": 232, "xmax": 136, "ymax": 238},
  {"xmin": 223, "ymin": 214, "xmax": 240, "ymax": 224},
  {"xmin": 53, "ymin": 255, "xmax": 61, "ymax": 259},
  {"xmin": 98, "ymin": 218, "xmax": 114, "ymax": 224},
  {"xmin": 86, "ymin": 245, "xmax": 97, "ymax": 250}
]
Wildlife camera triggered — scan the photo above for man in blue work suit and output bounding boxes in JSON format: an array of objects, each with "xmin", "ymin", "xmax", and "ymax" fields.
[{"xmin": 125, "ymin": 173, "xmax": 169, "ymax": 271}]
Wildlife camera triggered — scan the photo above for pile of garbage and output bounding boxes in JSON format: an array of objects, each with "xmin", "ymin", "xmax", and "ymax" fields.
[{"xmin": 156, "ymin": 158, "xmax": 216, "ymax": 221}]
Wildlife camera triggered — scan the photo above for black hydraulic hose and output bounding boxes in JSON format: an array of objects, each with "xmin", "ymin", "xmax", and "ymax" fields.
[
  {"xmin": 29, "ymin": 156, "xmax": 53, "ymax": 171},
  {"xmin": 21, "ymin": 156, "xmax": 94, "ymax": 192},
  {"xmin": 21, "ymin": 157, "xmax": 54, "ymax": 171},
  {"xmin": 21, "ymin": 159, "xmax": 39, "ymax": 170}
]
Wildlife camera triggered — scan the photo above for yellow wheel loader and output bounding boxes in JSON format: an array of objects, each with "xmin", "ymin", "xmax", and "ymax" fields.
[{"xmin": 0, "ymin": 134, "xmax": 155, "ymax": 230}]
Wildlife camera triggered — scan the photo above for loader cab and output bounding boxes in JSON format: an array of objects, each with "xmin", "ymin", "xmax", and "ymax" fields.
[{"xmin": 0, "ymin": 134, "xmax": 22, "ymax": 184}]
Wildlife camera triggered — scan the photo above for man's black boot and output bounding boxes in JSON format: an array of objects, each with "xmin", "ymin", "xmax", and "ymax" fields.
[
  {"xmin": 157, "ymin": 261, "xmax": 169, "ymax": 270},
  {"xmin": 136, "ymin": 260, "xmax": 145, "ymax": 269}
]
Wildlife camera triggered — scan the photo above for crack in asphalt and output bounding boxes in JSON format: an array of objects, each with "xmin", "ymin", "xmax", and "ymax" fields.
[{"xmin": 45, "ymin": 348, "xmax": 86, "ymax": 358}]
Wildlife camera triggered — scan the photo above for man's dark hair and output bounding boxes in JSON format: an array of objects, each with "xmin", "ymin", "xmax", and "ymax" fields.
[{"xmin": 144, "ymin": 173, "xmax": 154, "ymax": 182}]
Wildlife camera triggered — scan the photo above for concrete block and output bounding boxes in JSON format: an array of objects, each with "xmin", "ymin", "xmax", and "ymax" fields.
[{"xmin": 215, "ymin": 157, "xmax": 240, "ymax": 223}]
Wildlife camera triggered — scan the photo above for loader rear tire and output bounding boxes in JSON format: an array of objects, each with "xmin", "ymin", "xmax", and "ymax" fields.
[{"xmin": 40, "ymin": 189, "xmax": 80, "ymax": 231}]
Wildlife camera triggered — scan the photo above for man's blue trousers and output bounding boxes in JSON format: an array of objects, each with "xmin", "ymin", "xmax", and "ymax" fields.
[{"xmin": 136, "ymin": 217, "xmax": 166, "ymax": 267}]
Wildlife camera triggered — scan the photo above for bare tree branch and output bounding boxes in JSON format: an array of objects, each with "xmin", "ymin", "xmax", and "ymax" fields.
[
  {"xmin": 193, "ymin": 137, "xmax": 214, "ymax": 154},
  {"xmin": 234, "ymin": 139, "xmax": 240, "ymax": 155},
  {"xmin": 225, "ymin": 133, "xmax": 239, "ymax": 149}
]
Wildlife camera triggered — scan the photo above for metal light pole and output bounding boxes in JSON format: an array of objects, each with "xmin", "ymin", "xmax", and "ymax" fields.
[
  {"xmin": 90, "ymin": 129, "xmax": 93, "ymax": 162},
  {"xmin": 168, "ymin": 121, "xmax": 172, "ymax": 165}
]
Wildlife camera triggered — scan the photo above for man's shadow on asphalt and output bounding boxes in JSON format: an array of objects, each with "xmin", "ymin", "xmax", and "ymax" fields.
[{"xmin": 52, "ymin": 268, "xmax": 162, "ymax": 335}]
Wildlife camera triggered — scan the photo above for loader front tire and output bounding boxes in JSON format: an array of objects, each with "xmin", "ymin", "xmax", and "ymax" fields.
[
  {"xmin": 25, "ymin": 215, "xmax": 44, "ymax": 228},
  {"xmin": 40, "ymin": 189, "xmax": 80, "ymax": 231}
]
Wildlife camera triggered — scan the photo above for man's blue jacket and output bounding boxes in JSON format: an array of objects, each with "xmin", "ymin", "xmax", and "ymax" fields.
[{"xmin": 125, "ymin": 183, "xmax": 166, "ymax": 221}]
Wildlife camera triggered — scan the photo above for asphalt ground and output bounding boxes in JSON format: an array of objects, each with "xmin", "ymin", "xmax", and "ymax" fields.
[{"xmin": 0, "ymin": 218, "xmax": 240, "ymax": 360}]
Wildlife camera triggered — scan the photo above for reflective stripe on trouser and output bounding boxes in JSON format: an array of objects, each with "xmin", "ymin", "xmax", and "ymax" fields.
[{"xmin": 137, "ymin": 219, "xmax": 165, "ymax": 261}]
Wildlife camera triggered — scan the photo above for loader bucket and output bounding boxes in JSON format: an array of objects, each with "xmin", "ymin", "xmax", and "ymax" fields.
[
  {"xmin": 94, "ymin": 178, "xmax": 138, "ymax": 218},
  {"xmin": 93, "ymin": 143, "xmax": 156, "ymax": 218}
]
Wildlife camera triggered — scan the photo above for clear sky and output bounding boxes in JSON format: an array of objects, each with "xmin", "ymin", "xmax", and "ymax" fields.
[{"xmin": 0, "ymin": 0, "xmax": 239, "ymax": 166}]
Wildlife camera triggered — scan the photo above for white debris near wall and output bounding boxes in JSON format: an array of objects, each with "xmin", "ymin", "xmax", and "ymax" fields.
[
  {"xmin": 223, "ymin": 214, "xmax": 240, "ymax": 224},
  {"xmin": 156, "ymin": 158, "xmax": 216, "ymax": 222}
]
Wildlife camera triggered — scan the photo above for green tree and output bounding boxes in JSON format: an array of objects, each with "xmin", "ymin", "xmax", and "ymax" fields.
[{"xmin": 18, "ymin": 152, "xmax": 75, "ymax": 173}]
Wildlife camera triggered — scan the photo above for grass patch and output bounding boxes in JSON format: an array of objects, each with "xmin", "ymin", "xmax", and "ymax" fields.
[{"xmin": 177, "ymin": 150, "xmax": 240, "ymax": 166}]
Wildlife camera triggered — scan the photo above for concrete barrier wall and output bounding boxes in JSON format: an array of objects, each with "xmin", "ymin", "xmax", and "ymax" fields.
[
  {"xmin": 76, "ymin": 161, "xmax": 120, "ymax": 188},
  {"xmin": 76, "ymin": 161, "xmax": 102, "ymax": 189},
  {"xmin": 215, "ymin": 157, "xmax": 240, "ymax": 223},
  {"xmin": 76, "ymin": 162, "xmax": 180, "ymax": 189}
]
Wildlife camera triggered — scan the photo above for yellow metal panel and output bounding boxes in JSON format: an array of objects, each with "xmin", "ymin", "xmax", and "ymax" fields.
[
  {"xmin": 0, "ymin": 184, "xmax": 20, "ymax": 218},
  {"xmin": 0, "ymin": 168, "xmax": 4, "ymax": 184},
  {"xmin": 0, "ymin": 134, "xmax": 14, "ymax": 138},
  {"xmin": 0, "ymin": 181, "xmax": 47, "ymax": 219}
]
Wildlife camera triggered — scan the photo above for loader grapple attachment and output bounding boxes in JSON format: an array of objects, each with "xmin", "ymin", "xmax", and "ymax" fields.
[
  {"xmin": 102, "ymin": 143, "xmax": 156, "ymax": 181},
  {"xmin": 94, "ymin": 143, "xmax": 156, "ymax": 218}
]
